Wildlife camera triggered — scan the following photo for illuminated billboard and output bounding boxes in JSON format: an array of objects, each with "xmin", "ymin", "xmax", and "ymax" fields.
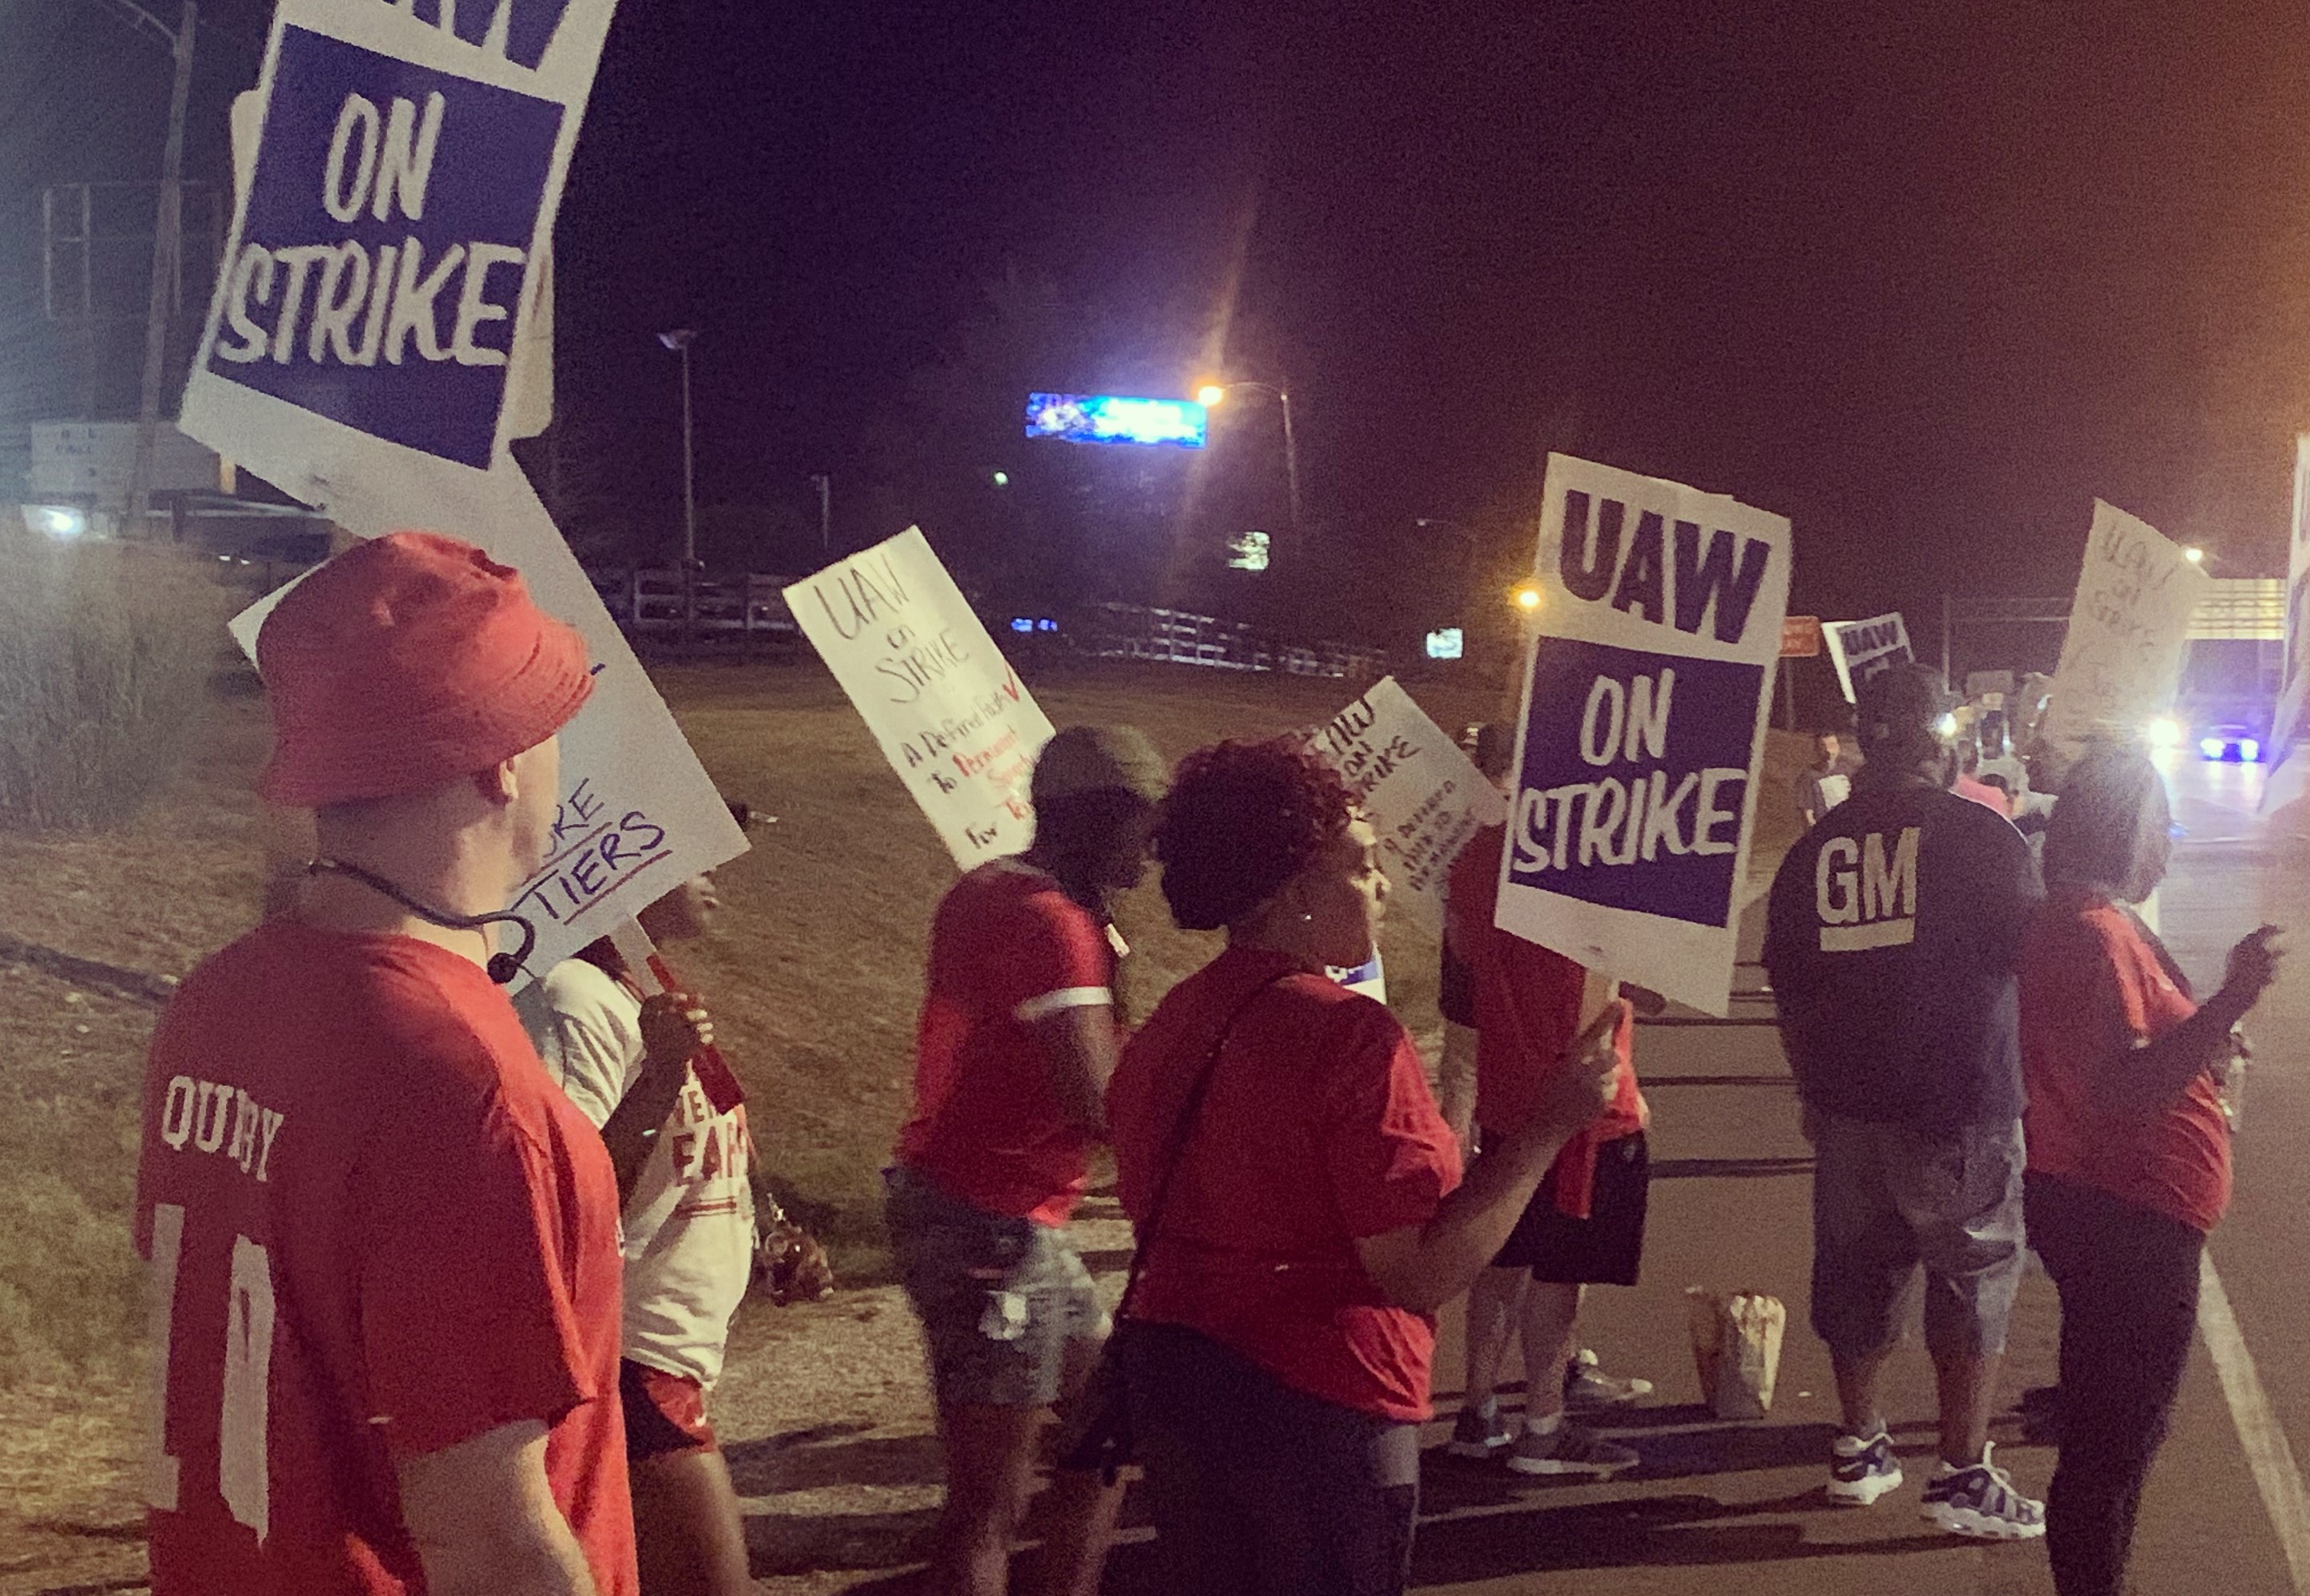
[{"xmin": 1024, "ymin": 392, "xmax": 1207, "ymax": 449}]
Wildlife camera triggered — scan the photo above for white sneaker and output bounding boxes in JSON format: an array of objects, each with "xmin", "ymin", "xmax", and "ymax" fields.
[
  {"xmin": 1919, "ymin": 1444, "xmax": 2046, "ymax": 1540},
  {"xmin": 1563, "ymin": 1347, "xmax": 1654, "ymax": 1410},
  {"xmin": 1827, "ymin": 1430, "xmax": 1903, "ymax": 1506}
]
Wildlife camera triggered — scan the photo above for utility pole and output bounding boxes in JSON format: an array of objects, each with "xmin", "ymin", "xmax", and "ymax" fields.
[
  {"xmin": 125, "ymin": 0, "xmax": 196, "ymax": 542},
  {"xmin": 810, "ymin": 473, "xmax": 831, "ymax": 560},
  {"xmin": 659, "ymin": 329, "xmax": 699, "ymax": 646}
]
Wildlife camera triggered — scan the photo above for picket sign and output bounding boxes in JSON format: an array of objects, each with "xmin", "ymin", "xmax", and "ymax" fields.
[
  {"xmin": 2038, "ymin": 501, "xmax": 2211, "ymax": 775},
  {"xmin": 785, "ymin": 529, "xmax": 1057, "ymax": 870},
  {"xmin": 197, "ymin": 0, "xmax": 747, "ymax": 988},
  {"xmin": 1821, "ymin": 613, "xmax": 1913, "ymax": 703},
  {"xmin": 1306, "ymin": 676, "xmax": 1507, "ymax": 937},
  {"xmin": 1494, "ymin": 453, "xmax": 1792, "ymax": 1018},
  {"xmin": 2264, "ymin": 438, "xmax": 2310, "ymax": 810}
]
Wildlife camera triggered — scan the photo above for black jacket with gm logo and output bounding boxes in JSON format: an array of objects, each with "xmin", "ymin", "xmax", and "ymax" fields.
[{"xmin": 1763, "ymin": 779, "xmax": 2041, "ymax": 1130}]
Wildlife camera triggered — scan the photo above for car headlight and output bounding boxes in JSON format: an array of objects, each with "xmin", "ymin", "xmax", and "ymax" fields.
[{"xmin": 2146, "ymin": 715, "xmax": 2184, "ymax": 750}]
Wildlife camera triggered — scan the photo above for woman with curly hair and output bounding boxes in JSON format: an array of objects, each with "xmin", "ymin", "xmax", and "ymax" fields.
[{"xmin": 1106, "ymin": 737, "xmax": 1623, "ymax": 1596}]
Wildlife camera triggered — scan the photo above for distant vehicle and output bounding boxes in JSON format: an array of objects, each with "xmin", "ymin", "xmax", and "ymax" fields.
[{"xmin": 2197, "ymin": 723, "xmax": 2264, "ymax": 762}]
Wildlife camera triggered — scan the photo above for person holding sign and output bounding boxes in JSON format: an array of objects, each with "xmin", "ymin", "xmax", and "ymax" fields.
[
  {"xmin": 519, "ymin": 801, "xmax": 814, "ymax": 1596},
  {"xmin": 886, "ymin": 726, "xmax": 1169, "ymax": 1596},
  {"xmin": 1107, "ymin": 739, "xmax": 1623, "ymax": 1596},
  {"xmin": 1764, "ymin": 665, "xmax": 2045, "ymax": 1541},
  {"xmin": 1442, "ymin": 817, "xmax": 1654, "ymax": 1477},
  {"xmin": 2020, "ymin": 747, "xmax": 2283, "ymax": 1596},
  {"xmin": 137, "ymin": 533, "xmax": 633, "ymax": 1595}
]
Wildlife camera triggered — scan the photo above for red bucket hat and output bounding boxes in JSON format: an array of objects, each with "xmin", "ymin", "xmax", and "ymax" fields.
[{"xmin": 257, "ymin": 532, "xmax": 594, "ymax": 807}]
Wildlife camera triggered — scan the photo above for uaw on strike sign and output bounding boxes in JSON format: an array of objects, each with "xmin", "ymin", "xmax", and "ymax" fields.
[
  {"xmin": 188, "ymin": 0, "xmax": 746, "ymax": 986},
  {"xmin": 1496, "ymin": 454, "xmax": 1791, "ymax": 1016}
]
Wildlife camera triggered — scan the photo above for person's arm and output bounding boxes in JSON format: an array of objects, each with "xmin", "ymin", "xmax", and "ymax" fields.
[
  {"xmin": 1028, "ymin": 999, "xmax": 1119, "ymax": 1138},
  {"xmin": 596, "ymin": 990, "xmax": 711, "ymax": 1203},
  {"xmin": 2092, "ymin": 925, "xmax": 2280, "ymax": 1116},
  {"xmin": 398, "ymin": 1420, "xmax": 596, "ymax": 1596},
  {"xmin": 1354, "ymin": 1001, "xmax": 1625, "ymax": 1313}
]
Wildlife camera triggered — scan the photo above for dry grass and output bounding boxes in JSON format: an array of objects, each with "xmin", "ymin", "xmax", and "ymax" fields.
[
  {"xmin": 0, "ymin": 521, "xmax": 239, "ymax": 834},
  {"xmin": 0, "ymin": 649, "xmax": 1808, "ymax": 1588}
]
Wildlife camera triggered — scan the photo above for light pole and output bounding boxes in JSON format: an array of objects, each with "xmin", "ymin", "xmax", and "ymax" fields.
[
  {"xmin": 659, "ymin": 328, "xmax": 697, "ymax": 644},
  {"xmin": 810, "ymin": 473, "xmax": 831, "ymax": 560},
  {"xmin": 108, "ymin": 0, "xmax": 197, "ymax": 542},
  {"xmin": 1198, "ymin": 380, "xmax": 1302, "ymax": 542}
]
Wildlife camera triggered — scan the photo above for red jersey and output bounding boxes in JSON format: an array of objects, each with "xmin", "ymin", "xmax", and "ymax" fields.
[
  {"xmin": 1110, "ymin": 948, "xmax": 1463, "ymax": 1422},
  {"xmin": 895, "ymin": 860, "xmax": 1115, "ymax": 1226},
  {"xmin": 1447, "ymin": 825, "xmax": 1643, "ymax": 1215},
  {"xmin": 2021, "ymin": 887, "xmax": 2230, "ymax": 1233},
  {"xmin": 136, "ymin": 919, "xmax": 636, "ymax": 1596}
]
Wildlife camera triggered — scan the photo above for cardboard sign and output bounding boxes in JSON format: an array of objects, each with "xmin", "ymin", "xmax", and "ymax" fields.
[
  {"xmin": 197, "ymin": 1, "xmax": 748, "ymax": 988},
  {"xmin": 1494, "ymin": 453, "xmax": 1791, "ymax": 1017},
  {"xmin": 2039, "ymin": 501, "xmax": 2211, "ymax": 770},
  {"xmin": 180, "ymin": 0, "xmax": 596, "ymax": 480},
  {"xmin": 787, "ymin": 528, "xmax": 1056, "ymax": 868},
  {"xmin": 1821, "ymin": 613, "xmax": 1912, "ymax": 703},
  {"xmin": 1306, "ymin": 676, "xmax": 1507, "ymax": 936},
  {"xmin": 1779, "ymin": 616, "xmax": 1822, "ymax": 659}
]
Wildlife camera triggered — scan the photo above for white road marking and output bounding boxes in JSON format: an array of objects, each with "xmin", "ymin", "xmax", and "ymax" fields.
[{"xmin": 2201, "ymin": 1252, "xmax": 2310, "ymax": 1590}]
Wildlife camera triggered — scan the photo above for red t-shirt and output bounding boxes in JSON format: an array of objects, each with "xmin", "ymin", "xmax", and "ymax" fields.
[
  {"xmin": 1447, "ymin": 826, "xmax": 1643, "ymax": 1214},
  {"xmin": 136, "ymin": 920, "xmax": 635, "ymax": 1596},
  {"xmin": 895, "ymin": 860, "xmax": 1115, "ymax": 1226},
  {"xmin": 1108, "ymin": 948, "xmax": 1463, "ymax": 1423},
  {"xmin": 2020, "ymin": 887, "xmax": 2230, "ymax": 1233}
]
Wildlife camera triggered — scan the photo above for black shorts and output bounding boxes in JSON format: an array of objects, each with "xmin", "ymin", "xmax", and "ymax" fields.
[{"xmin": 1486, "ymin": 1131, "xmax": 1649, "ymax": 1285}]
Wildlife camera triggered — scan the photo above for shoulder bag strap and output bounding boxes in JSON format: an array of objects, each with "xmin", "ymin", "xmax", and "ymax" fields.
[{"xmin": 1115, "ymin": 970, "xmax": 1291, "ymax": 1317}]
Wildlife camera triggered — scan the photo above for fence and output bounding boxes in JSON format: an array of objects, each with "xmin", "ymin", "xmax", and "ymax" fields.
[
  {"xmin": 1080, "ymin": 602, "xmax": 1387, "ymax": 680},
  {"xmin": 585, "ymin": 572, "xmax": 1386, "ymax": 679},
  {"xmin": 588, "ymin": 568, "xmax": 801, "ymax": 655}
]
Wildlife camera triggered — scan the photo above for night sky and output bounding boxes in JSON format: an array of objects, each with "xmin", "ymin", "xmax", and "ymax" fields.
[{"xmin": 10, "ymin": 0, "xmax": 2310, "ymax": 636}]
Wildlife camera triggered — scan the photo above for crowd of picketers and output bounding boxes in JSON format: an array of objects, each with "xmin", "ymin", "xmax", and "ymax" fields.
[{"xmin": 135, "ymin": 531, "xmax": 2278, "ymax": 1596}]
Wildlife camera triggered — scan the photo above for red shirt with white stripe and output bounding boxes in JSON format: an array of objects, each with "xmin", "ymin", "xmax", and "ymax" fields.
[
  {"xmin": 895, "ymin": 860, "xmax": 1115, "ymax": 1225},
  {"xmin": 135, "ymin": 918, "xmax": 635, "ymax": 1596}
]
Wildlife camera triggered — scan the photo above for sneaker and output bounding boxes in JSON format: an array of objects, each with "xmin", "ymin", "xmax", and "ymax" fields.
[
  {"xmin": 1827, "ymin": 1430, "xmax": 1904, "ymax": 1506},
  {"xmin": 1448, "ymin": 1400, "xmax": 1513, "ymax": 1458},
  {"xmin": 1920, "ymin": 1444, "xmax": 2047, "ymax": 1540},
  {"xmin": 1504, "ymin": 1419, "xmax": 1639, "ymax": 1477},
  {"xmin": 1563, "ymin": 1348, "xmax": 1654, "ymax": 1410}
]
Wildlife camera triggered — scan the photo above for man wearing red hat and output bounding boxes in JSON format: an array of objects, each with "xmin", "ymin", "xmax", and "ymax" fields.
[{"xmin": 136, "ymin": 533, "xmax": 636, "ymax": 1595}]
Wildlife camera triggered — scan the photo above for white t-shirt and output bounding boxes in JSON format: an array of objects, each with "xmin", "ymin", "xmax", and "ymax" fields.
[{"xmin": 517, "ymin": 959, "xmax": 755, "ymax": 1389}]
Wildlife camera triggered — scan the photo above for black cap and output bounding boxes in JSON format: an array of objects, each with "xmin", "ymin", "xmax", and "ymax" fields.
[{"xmin": 1856, "ymin": 663, "xmax": 1954, "ymax": 750}]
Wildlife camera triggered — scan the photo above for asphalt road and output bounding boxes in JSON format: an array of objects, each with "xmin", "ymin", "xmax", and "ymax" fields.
[{"xmin": 1345, "ymin": 756, "xmax": 2307, "ymax": 1595}]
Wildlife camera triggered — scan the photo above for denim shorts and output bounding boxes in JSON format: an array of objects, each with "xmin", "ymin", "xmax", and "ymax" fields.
[
  {"xmin": 1809, "ymin": 1112, "xmax": 2026, "ymax": 1360},
  {"xmin": 885, "ymin": 1165, "xmax": 1107, "ymax": 1408}
]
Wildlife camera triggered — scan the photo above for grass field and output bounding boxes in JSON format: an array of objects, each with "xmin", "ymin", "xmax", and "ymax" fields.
[{"xmin": 0, "ymin": 650, "xmax": 1809, "ymax": 1589}]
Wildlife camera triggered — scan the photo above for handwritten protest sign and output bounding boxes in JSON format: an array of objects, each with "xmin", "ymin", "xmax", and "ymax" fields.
[
  {"xmin": 196, "ymin": 0, "xmax": 747, "ymax": 987},
  {"xmin": 1821, "ymin": 613, "xmax": 1913, "ymax": 703},
  {"xmin": 1494, "ymin": 453, "xmax": 1791, "ymax": 1016},
  {"xmin": 787, "ymin": 529, "xmax": 1057, "ymax": 869},
  {"xmin": 1307, "ymin": 676, "xmax": 1507, "ymax": 936},
  {"xmin": 2038, "ymin": 501, "xmax": 2210, "ymax": 773}
]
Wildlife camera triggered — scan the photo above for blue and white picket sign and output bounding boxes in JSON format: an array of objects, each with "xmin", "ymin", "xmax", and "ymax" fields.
[{"xmin": 1494, "ymin": 453, "xmax": 1792, "ymax": 1016}]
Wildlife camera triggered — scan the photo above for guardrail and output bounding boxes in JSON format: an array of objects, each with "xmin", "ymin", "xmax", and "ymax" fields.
[{"xmin": 1080, "ymin": 602, "xmax": 1386, "ymax": 680}]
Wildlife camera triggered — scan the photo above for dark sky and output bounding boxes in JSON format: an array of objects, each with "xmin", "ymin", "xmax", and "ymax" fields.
[{"xmin": 13, "ymin": 0, "xmax": 2310, "ymax": 632}]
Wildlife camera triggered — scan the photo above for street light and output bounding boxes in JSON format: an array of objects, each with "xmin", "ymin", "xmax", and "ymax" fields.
[
  {"xmin": 1509, "ymin": 578, "xmax": 1545, "ymax": 614},
  {"xmin": 660, "ymin": 328, "xmax": 698, "ymax": 644},
  {"xmin": 2183, "ymin": 545, "xmax": 2206, "ymax": 566},
  {"xmin": 1196, "ymin": 378, "xmax": 1302, "ymax": 542}
]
